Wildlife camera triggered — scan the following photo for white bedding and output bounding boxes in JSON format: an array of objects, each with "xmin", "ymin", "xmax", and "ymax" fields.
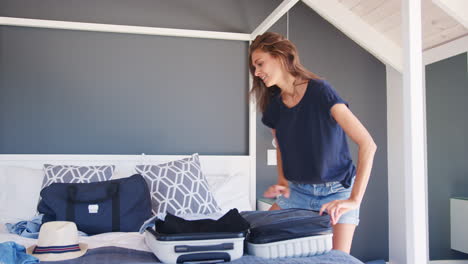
[
  {"xmin": 0, "ymin": 154, "xmax": 253, "ymax": 252},
  {"xmin": 0, "ymin": 175, "xmax": 249, "ymax": 253},
  {"xmin": 0, "ymin": 222, "xmax": 151, "ymax": 252}
]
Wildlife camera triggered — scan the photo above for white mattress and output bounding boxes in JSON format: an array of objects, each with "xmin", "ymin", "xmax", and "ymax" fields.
[{"xmin": 0, "ymin": 222, "xmax": 151, "ymax": 252}]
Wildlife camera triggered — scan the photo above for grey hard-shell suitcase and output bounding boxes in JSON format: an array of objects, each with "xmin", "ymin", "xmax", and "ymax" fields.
[
  {"xmin": 241, "ymin": 209, "xmax": 333, "ymax": 258},
  {"xmin": 144, "ymin": 227, "xmax": 246, "ymax": 264}
]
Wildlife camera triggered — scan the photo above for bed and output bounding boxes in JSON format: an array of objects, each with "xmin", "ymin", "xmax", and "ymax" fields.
[{"xmin": 0, "ymin": 154, "xmax": 364, "ymax": 263}]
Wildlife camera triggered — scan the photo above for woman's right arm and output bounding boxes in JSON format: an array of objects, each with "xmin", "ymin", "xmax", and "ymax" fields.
[{"xmin": 263, "ymin": 129, "xmax": 290, "ymax": 198}]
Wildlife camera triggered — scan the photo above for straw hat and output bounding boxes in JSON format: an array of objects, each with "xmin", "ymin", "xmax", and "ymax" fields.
[{"xmin": 27, "ymin": 221, "xmax": 88, "ymax": 262}]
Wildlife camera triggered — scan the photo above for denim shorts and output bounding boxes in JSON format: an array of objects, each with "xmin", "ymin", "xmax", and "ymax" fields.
[{"xmin": 276, "ymin": 178, "xmax": 360, "ymax": 225}]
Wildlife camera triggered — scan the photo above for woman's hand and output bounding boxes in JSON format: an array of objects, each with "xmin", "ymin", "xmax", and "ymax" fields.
[
  {"xmin": 319, "ymin": 199, "xmax": 360, "ymax": 225},
  {"xmin": 263, "ymin": 184, "xmax": 290, "ymax": 199}
]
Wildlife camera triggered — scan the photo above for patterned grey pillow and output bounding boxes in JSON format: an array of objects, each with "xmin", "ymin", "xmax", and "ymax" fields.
[
  {"xmin": 135, "ymin": 154, "xmax": 220, "ymax": 216},
  {"xmin": 41, "ymin": 164, "xmax": 115, "ymax": 190}
]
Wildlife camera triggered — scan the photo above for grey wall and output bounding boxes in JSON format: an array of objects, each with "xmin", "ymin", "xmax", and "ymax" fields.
[
  {"xmin": 0, "ymin": 0, "xmax": 282, "ymax": 155},
  {"xmin": 0, "ymin": 26, "xmax": 249, "ymax": 155},
  {"xmin": 255, "ymin": 2, "xmax": 388, "ymax": 261},
  {"xmin": 0, "ymin": 0, "xmax": 279, "ymax": 33},
  {"xmin": 426, "ymin": 52, "xmax": 468, "ymax": 260},
  {"xmin": 1, "ymin": 0, "xmax": 389, "ymax": 261}
]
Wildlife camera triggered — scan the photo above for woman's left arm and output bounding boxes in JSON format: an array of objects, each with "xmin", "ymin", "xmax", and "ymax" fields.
[{"xmin": 319, "ymin": 103, "xmax": 377, "ymax": 224}]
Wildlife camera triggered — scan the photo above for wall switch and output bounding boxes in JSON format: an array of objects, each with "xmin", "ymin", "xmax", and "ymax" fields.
[{"xmin": 267, "ymin": 149, "xmax": 277, "ymax": 165}]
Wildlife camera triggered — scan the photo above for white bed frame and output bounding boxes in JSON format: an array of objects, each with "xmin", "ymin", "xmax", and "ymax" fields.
[
  {"xmin": 3, "ymin": 0, "xmax": 468, "ymax": 262},
  {"xmin": 0, "ymin": 154, "xmax": 255, "ymax": 210}
]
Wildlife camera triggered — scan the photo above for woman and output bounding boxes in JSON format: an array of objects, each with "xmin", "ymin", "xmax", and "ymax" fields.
[{"xmin": 249, "ymin": 32, "xmax": 377, "ymax": 254}]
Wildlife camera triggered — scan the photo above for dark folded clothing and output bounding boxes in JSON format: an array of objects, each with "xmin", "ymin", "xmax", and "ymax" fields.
[{"xmin": 156, "ymin": 209, "xmax": 250, "ymax": 234}]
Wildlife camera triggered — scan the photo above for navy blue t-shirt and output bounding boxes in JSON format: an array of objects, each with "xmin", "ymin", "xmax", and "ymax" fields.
[{"xmin": 262, "ymin": 79, "xmax": 356, "ymax": 188}]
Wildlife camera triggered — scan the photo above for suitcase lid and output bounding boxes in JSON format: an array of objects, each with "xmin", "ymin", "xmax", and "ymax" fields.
[{"xmin": 241, "ymin": 209, "xmax": 332, "ymax": 244}]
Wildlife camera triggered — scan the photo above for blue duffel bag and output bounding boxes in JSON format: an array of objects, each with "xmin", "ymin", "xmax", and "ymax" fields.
[{"xmin": 38, "ymin": 174, "xmax": 152, "ymax": 235}]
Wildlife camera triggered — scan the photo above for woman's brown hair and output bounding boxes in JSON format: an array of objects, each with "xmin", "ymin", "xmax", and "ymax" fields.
[{"xmin": 249, "ymin": 32, "xmax": 320, "ymax": 113}]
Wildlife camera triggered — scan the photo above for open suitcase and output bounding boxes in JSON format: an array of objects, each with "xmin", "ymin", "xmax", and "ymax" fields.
[
  {"xmin": 145, "ymin": 208, "xmax": 332, "ymax": 262},
  {"xmin": 241, "ymin": 208, "xmax": 333, "ymax": 259},
  {"xmin": 145, "ymin": 226, "xmax": 246, "ymax": 264}
]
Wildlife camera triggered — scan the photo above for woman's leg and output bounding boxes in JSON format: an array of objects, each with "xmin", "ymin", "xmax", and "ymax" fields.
[
  {"xmin": 268, "ymin": 203, "xmax": 282, "ymax": 211},
  {"xmin": 332, "ymin": 223, "xmax": 357, "ymax": 253}
]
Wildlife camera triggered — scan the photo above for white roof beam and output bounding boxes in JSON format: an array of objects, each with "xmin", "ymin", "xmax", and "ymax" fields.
[
  {"xmin": 423, "ymin": 34, "xmax": 468, "ymax": 65},
  {"xmin": 251, "ymin": 0, "xmax": 299, "ymax": 39},
  {"xmin": 432, "ymin": 0, "xmax": 468, "ymax": 29},
  {"xmin": 0, "ymin": 17, "xmax": 251, "ymax": 41},
  {"xmin": 301, "ymin": 0, "xmax": 403, "ymax": 72}
]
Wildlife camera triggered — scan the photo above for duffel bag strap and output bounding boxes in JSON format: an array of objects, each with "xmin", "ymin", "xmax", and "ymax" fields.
[{"xmin": 66, "ymin": 183, "xmax": 120, "ymax": 232}]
